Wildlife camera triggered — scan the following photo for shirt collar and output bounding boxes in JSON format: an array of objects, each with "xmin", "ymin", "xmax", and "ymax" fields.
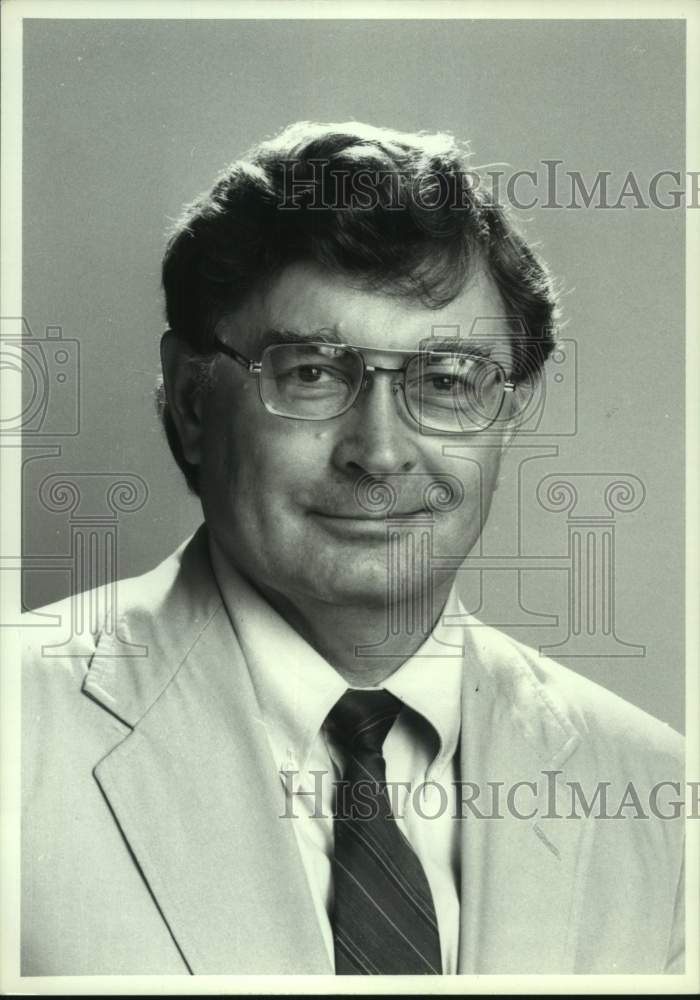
[{"xmin": 209, "ymin": 539, "xmax": 463, "ymax": 780}]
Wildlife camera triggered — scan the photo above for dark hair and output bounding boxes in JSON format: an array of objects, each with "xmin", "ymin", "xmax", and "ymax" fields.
[{"xmin": 158, "ymin": 120, "xmax": 560, "ymax": 494}]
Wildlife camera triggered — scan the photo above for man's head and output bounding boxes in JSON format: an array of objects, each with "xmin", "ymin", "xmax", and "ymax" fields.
[{"xmin": 159, "ymin": 121, "xmax": 559, "ymax": 611}]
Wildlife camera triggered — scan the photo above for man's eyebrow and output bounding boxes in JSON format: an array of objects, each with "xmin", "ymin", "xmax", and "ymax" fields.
[
  {"xmin": 261, "ymin": 326, "xmax": 343, "ymax": 346},
  {"xmin": 424, "ymin": 340, "xmax": 495, "ymax": 358},
  {"xmin": 260, "ymin": 330, "xmax": 499, "ymax": 357}
]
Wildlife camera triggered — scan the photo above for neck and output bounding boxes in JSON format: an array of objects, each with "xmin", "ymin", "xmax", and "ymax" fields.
[{"xmin": 252, "ymin": 577, "xmax": 455, "ymax": 686}]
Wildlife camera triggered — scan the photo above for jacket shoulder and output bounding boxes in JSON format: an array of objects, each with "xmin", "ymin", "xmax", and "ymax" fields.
[
  {"xmin": 464, "ymin": 619, "xmax": 684, "ymax": 772},
  {"xmin": 21, "ymin": 529, "xmax": 200, "ymax": 665}
]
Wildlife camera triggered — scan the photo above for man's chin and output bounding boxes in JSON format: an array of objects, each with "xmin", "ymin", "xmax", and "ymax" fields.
[{"xmin": 293, "ymin": 557, "xmax": 432, "ymax": 612}]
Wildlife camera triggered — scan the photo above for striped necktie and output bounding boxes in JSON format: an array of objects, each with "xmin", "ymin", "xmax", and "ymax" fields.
[{"xmin": 326, "ymin": 688, "xmax": 443, "ymax": 975}]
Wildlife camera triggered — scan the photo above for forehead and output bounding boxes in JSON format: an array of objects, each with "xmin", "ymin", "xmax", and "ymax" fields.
[{"xmin": 219, "ymin": 260, "xmax": 513, "ymax": 357}]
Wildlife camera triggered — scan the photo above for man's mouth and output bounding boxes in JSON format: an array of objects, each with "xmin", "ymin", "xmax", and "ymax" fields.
[
  {"xmin": 308, "ymin": 509, "xmax": 432, "ymax": 542},
  {"xmin": 311, "ymin": 508, "xmax": 427, "ymax": 521}
]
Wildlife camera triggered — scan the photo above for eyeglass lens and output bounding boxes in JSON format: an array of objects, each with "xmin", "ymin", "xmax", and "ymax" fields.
[{"xmin": 259, "ymin": 343, "xmax": 509, "ymax": 432}]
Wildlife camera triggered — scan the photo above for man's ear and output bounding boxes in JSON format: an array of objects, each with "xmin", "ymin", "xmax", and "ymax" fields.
[{"xmin": 159, "ymin": 330, "xmax": 208, "ymax": 466}]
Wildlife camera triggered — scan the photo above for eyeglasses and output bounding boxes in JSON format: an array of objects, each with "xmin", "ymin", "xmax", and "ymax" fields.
[{"xmin": 212, "ymin": 336, "xmax": 518, "ymax": 434}]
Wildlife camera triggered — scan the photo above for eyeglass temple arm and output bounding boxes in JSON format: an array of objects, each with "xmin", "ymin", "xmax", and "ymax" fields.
[
  {"xmin": 213, "ymin": 337, "xmax": 262, "ymax": 374},
  {"xmin": 161, "ymin": 330, "xmax": 262, "ymax": 374}
]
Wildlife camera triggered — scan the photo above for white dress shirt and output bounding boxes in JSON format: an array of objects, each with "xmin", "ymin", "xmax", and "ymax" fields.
[{"xmin": 209, "ymin": 540, "xmax": 465, "ymax": 973}]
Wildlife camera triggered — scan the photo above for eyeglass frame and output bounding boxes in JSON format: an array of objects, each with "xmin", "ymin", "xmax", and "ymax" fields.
[{"xmin": 208, "ymin": 333, "xmax": 518, "ymax": 434}]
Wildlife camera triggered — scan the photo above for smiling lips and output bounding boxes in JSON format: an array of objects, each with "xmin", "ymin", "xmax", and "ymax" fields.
[
  {"xmin": 310, "ymin": 510, "xmax": 431, "ymax": 541},
  {"xmin": 312, "ymin": 509, "xmax": 428, "ymax": 520}
]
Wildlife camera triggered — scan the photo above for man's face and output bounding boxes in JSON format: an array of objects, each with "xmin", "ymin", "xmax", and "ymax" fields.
[{"xmin": 173, "ymin": 261, "xmax": 515, "ymax": 611}]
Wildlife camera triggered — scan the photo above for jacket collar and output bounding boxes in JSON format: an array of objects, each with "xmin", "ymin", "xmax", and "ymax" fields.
[{"xmin": 83, "ymin": 525, "xmax": 590, "ymax": 974}]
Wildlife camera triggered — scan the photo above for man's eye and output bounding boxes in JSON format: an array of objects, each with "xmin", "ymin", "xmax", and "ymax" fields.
[
  {"xmin": 423, "ymin": 365, "xmax": 502, "ymax": 393},
  {"xmin": 429, "ymin": 375, "xmax": 460, "ymax": 392},
  {"xmin": 421, "ymin": 373, "xmax": 469, "ymax": 394},
  {"xmin": 294, "ymin": 365, "xmax": 335, "ymax": 383},
  {"xmin": 280, "ymin": 364, "xmax": 349, "ymax": 388}
]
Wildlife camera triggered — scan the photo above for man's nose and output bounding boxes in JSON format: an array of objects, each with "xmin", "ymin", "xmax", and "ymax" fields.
[{"xmin": 330, "ymin": 372, "xmax": 419, "ymax": 476}]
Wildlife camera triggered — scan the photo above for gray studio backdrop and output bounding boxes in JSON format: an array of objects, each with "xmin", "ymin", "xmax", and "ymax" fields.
[{"xmin": 21, "ymin": 19, "xmax": 685, "ymax": 730}]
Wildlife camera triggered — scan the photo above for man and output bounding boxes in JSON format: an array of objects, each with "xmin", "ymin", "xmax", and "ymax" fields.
[{"xmin": 22, "ymin": 121, "xmax": 684, "ymax": 976}]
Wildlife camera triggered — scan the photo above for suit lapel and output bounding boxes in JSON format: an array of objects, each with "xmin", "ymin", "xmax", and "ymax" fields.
[
  {"xmin": 84, "ymin": 527, "xmax": 331, "ymax": 974},
  {"xmin": 456, "ymin": 627, "xmax": 594, "ymax": 974}
]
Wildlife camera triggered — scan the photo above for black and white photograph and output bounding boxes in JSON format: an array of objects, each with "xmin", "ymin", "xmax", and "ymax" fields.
[{"xmin": 1, "ymin": 0, "xmax": 698, "ymax": 993}]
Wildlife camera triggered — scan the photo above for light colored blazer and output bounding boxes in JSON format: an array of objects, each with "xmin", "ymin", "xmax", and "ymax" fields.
[{"xmin": 22, "ymin": 525, "xmax": 685, "ymax": 975}]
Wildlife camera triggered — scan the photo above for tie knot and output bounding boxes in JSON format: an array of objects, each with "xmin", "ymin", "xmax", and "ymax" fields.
[{"xmin": 326, "ymin": 689, "xmax": 402, "ymax": 754}]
